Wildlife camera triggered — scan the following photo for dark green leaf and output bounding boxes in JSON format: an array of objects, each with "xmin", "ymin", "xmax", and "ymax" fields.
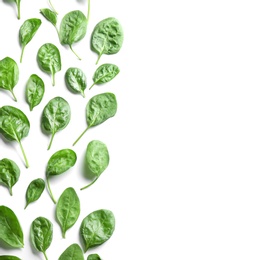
[
  {"xmin": 91, "ymin": 17, "xmax": 124, "ymax": 64},
  {"xmin": 56, "ymin": 188, "xmax": 80, "ymax": 238},
  {"xmin": 80, "ymin": 209, "xmax": 115, "ymax": 252},
  {"xmin": 87, "ymin": 254, "xmax": 101, "ymax": 260},
  {"xmin": 58, "ymin": 243, "xmax": 84, "ymax": 260},
  {"xmin": 0, "ymin": 206, "xmax": 24, "ymax": 248},
  {"xmin": 37, "ymin": 43, "xmax": 61, "ymax": 86},
  {"xmin": 41, "ymin": 97, "xmax": 71, "ymax": 150},
  {"xmin": 40, "ymin": 8, "xmax": 57, "ymax": 26},
  {"xmin": 73, "ymin": 93, "xmax": 117, "ymax": 145},
  {"xmin": 0, "ymin": 106, "xmax": 30, "ymax": 168},
  {"xmin": 0, "ymin": 158, "xmax": 20, "ymax": 196},
  {"xmin": 26, "ymin": 74, "xmax": 45, "ymax": 111},
  {"xmin": 0, "ymin": 256, "xmax": 21, "ymax": 260},
  {"xmin": 65, "ymin": 68, "xmax": 87, "ymax": 97},
  {"xmin": 19, "ymin": 18, "xmax": 41, "ymax": 63},
  {"xmin": 0, "ymin": 57, "xmax": 19, "ymax": 101},
  {"xmin": 25, "ymin": 178, "xmax": 45, "ymax": 209}
]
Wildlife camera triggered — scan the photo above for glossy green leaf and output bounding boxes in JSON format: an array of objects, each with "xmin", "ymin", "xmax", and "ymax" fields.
[
  {"xmin": 65, "ymin": 68, "xmax": 87, "ymax": 97},
  {"xmin": 0, "ymin": 256, "xmax": 21, "ymax": 260},
  {"xmin": 26, "ymin": 74, "xmax": 45, "ymax": 111},
  {"xmin": 0, "ymin": 106, "xmax": 30, "ymax": 168},
  {"xmin": 80, "ymin": 209, "xmax": 115, "ymax": 252},
  {"xmin": 41, "ymin": 97, "xmax": 71, "ymax": 150},
  {"xmin": 56, "ymin": 188, "xmax": 80, "ymax": 238},
  {"xmin": 0, "ymin": 206, "xmax": 24, "ymax": 248},
  {"xmin": 37, "ymin": 43, "xmax": 61, "ymax": 86},
  {"xmin": 46, "ymin": 149, "xmax": 77, "ymax": 204},
  {"xmin": 25, "ymin": 178, "xmax": 45, "ymax": 209},
  {"xmin": 19, "ymin": 18, "xmax": 41, "ymax": 63},
  {"xmin": 0, "ymin": 158, "xmax": 20, "ymax": 196},
  {"xmin": 40, "ymin": 8, "xmax": 57, "ymax": 26},
  {"xmin": 30, "ymin": 217, "xmax": 53, "ymax": 260},
  {"xmin": 58, "ymin": 243, "xmax": 84, "ymax": 260},
  {"xmin": 87, "ymin": 254, "xmax": 101, "ymax": 260},
  {"xmin": 91, "ymin": 17, "xmax": 124, "ymax": 64},
  {"xmin": 90, "ymin": 64, "xmax": 119, "ymax": 90},
  {"xmin": 0, "ymin": 57, "xmax": 19, "ymax": 101},
  {"xmin": 73, "ymin": 93, "xmax": 117, "ymax": 145},
  {"xmin": 81, "ymin": 140, "xmax": 109, "ymax": 191}
]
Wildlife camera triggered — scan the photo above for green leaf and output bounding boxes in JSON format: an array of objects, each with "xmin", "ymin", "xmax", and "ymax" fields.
[
  {"xmin": 0, "ymin": 57, "xmax": 19, "ymax": 101},
  {"xmin": 80, "ymin": 209, "xmax": 115, "ymax": 252},
  {"xmin": 56, "ymin": 188, "xmax": 80, "ymax": 238},
  {"xmin": 0, "ymin": 106, "xmax": 30, "ymax": 168},
  {"xmin": 30, "ymin": 217, "xmax": 53, "ymax": 260},
  {"xmin": 81, "ymin": 140, "xmax": 109, "ymax": 191},
  {"xmin": 0, "ymin": 206, "xmax": 24, "ymax": 248},
  {"xmin": 4, "ymin": 0, "xmax": 21, "ymax": 19},
  {"xmin": 0, "ymin": 256, "xmax": 21, "ymax": 260},
  {"xmin": 41, "ymin": 97, "xmax": 71, "ymax": 150},
  {"xmin": 37, "ymin": 43, "xmax": 61, "ymax": 86},
  {"xmin": 91, "ymin": 17, "xmax": 124, "ymax": 64},
  {"xmin": 26, "ymin": 74, "xmax": 45, "ymax": 111},
  {"xmin": 73, "ymin": 93, "xmax": 117, "ymax": 145},
  {"xmin": 40, "ymin": 8, "xmax": 57, "ymax": 26},
  {"xmin": 19, "ymin": 18, "xmax": 41, "ymax": 63},
  {"xmin": 90, "ymin": 64, "xmax": 120, "ymax": 90},
  {"xmin": 87, "ymin": 254, "xmax": 101, "ymax": 260},
  {"xmin": 46, "ymin": 149, "xmax": 77, "ymax": 204},
  {"xmin": 25, "ymin": 178, "xmax": 45, "ymax": 209},
  {"xmin": 0, "ymin": 158, "xmax": 20, "ymax": 196},
  {"xmin": 65, "ymin": 67, "xmax": 87, "ymax": 97},
  {"xmin": 58, "ymin": 243, "xmax": 84, "ymax": 260}
]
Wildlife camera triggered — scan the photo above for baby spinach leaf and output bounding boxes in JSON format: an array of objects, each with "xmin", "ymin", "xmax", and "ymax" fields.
[
  {"xmin": 26, "ymin": 74, "xmax": 45, "ymax": 111},
  {"xmin": 37, "ymin": 43, "xmax": 61, "ymax": 86},
  {"xmin": 87, "ymin": 254, "xmax": 101, "ymax": 260},
  {"xmin": 0, "ymin": 106, "xmax": 30, "ymax": 168},
  {"xmin": 91, "ymin": 17, "xmax": 124, "ymax": 64},
  {"xmin": 0, "ymin": 206, "xmax": 24, "ymax": 248},
  {"xmin": 40, "ymin": 8, "xmax": 57, "ymax": 26},
  {"xmin": 0, "ymin": 57, "xmax": 19, "ymax": 101},
  {"xmin": 41, "ymin": 97, "xmax": 71, "ymax": 150},
  {"xmin": 65, "ymin": 68, "xmax": 87, "ymax": 97},
  {"xmin": 30, "ymin": 217, "xmax": 53, "ymax": 260},
  {"xmin": 59, "ymin": 11, "xmax": 87, "ymax": 60},
  {"xmin": 19, "ymin": 18, "xmax": 41, "ymax": 63},
  {"xmin": 25, "ymin": 178, "xmax": 45, "ymax": 209},
  {"xmin": 80, "ymin": 209, "xmax": 115, "ymax": 252},
  {"xmin": 90, "ymin": 64, "xmax": 120, "ymax": 90},
  {"xmin": 58, "ymin": 243, "xmax": 84, "ymax": 260},
  {"xmin": 56, "ymin": 187, "xmax": 80, "ymax": 238},
  {"xmin": 0, "ymin": 158, "xmax": 20, "ymax": 196},
  {"xmin": 81, "ymin": 140, "xmax": 109, "ymax": 191},
  {"xmin": 73, "ymin": 93, "xmax": 117, "ymax": 145},
  {"xmin": 46, "ymin": 149, "xmax": 77, "ymax": 204},
  {"xmin": 0, "ymin": 256, "xmax": 21, "ymax": 260}
]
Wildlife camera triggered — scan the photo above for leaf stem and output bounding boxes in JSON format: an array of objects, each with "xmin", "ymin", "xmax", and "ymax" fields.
[
  {"xmin": 62, "ymin": 230, "xmax": 66, "ymax": 239},
  {"xmin": 88, "ymin": 82, "xmax": 95, "ymax": 91},
  {"xmin": 24, "ymin": 203, "xmax": 28, "ymax": 210},
  {"xmin": 10, "ymin": 90, "xmax": 17, "ymax": 102},
  {"xmin": 87, "ymin": 0, "xmax": 90, "ymax": 22},
  {"xmin": 52, "ymin": 73, "xmax": 55, "ymax": 86},
  {"xmin": 47, "ymin": 133, "xmax": 55, "ymax": 150},
  {"xmin": 46, "ymin": 176, "xmax": 57, "ymax": 204},
  {"xmin": 80, "ymin": 177, "xmax": 98, "ymax": 190},
  {"xmin": 96, "ymin": 54, "xmax": 102, "ymax": 65},
  {"xmin": 20, "ymin": 46, "xmax": 25, "ymax": 63},
  {"xmin": 73, "ymin": 126, "xmax": 90, "ymax": 146},
  {"xmin": 18, "ymin": 141, "xmax": 29, "ymax": 168},
  {"xmin": 48, "ymin": 0, "xmax": 58, "ymax": 15},
  {"xmin": 81, "ymin": 91, "xmax": 85, "ymax": 98},
  {"xmin": 69, "ymin": 45, "xmax": 82, "ymax": 60},
  {"xmin": 17, "ymin": 0, "xmax": 21, "ymax": 19},
  {"xmin": 43, "ymin": 251, "xmax": 48, "ymax": 260},
  {"xmin": 9, "ymin": 187, "xmax": 13, "ymax": 196}
]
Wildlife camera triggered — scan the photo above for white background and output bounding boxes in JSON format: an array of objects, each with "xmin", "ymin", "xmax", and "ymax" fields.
[{"xmin": 0, "ymin": 0, "xmax": 268, "ymax": 259}]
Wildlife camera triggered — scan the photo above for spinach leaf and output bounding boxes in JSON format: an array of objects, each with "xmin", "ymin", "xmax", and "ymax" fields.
[
  {"xmin": 56, "ymin": 187, "xmax": 80, "ymax": 238},
  {"xmin": 19, "ymin": 18, "xmax": 41, "ymax": 63},
  {"xmin": 73, "ymin": 93, "xmax": 117, "ymax": 145},
  {"xmin": 26, "ymin": 74, "xmax": 45, "ymax": 111},
  {"xmin": 0, "ymin": 158, "xmax": 20, "ymax": 196},
  {"xmin": 80, "ymin": 209, "xmax": 115, "ymax": 252},
  {"xmin": 0, "ymin": 256, "xmax": 21, "ymax": 260},
  {"xmin": 87, "ymin": 254, "xmax": 101, "ymax": 260},
  {"xmin": 81, "ymin": 140, "xmax": 109, "ymax": 191},
  {"xmin": 90, "ymin": 63, "xmax": 120, "ymax": 90},
  {"xmin": 40, "ymin": 8, "xmax": 57, "ymax": 26},
  {"xmin": 41, "ymin": 97, "xmax": 71, "ymax": 150},
  {"xmin": 58, "ymin": 243, "xmax": 84, "ymax": 260},
  {"xmin": 48, "ymin": 0, "xmax": 58, "ymax": 15},
  {"xmin": 25, "ymin": 178, "xmax": 45, "ymax": 209},
  {"xmin": 37, "ymin": 43, "xmax": 61, "ymax": 86},
  {"xmin": 0, "ymin": 57, "xmax": 19, "ymax": 101},
  {"xmin": 0, "ymin": 106, "xmax": 30, "ymax": 168},
  {"xmin": 91, "ymin": 17, "xmax": 124, "ymax": 64},
  {"xmin": 30, "ymin": 217, "xmax": 53, "ymax": 260},
  {"xmin": 59, "ymin": 11, "xmax": 87, "ymax": 60},
  {"xmin": 46, "ymin": 149, "xmax": 77, "ymax": 204},
  {"xmin": 65, "ymin": 68, "xmax": 87, "ymax": 97},
  {"xmin": 0, "ymin": 206, "xmax": 24, "ymax": 248}
]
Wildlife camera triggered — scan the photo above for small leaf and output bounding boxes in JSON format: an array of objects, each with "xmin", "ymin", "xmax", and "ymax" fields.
[
  {"xmin": 59, "ymin": 243, "xmax": 84, "ymax": 260},
  {"xmin": 40, "ymin": 8, "xmax": 57, "ymax": 26},
  {"xmin": 25, "ymin": 178, "xmax": 45, "ymax": 209},
  {"xmin": 87, "ymin": 254, "xmax": 101, "ymax": 260},
  {"xmin": 65, "ymin": 67, "xmax": 87, "ymax": 97}
]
